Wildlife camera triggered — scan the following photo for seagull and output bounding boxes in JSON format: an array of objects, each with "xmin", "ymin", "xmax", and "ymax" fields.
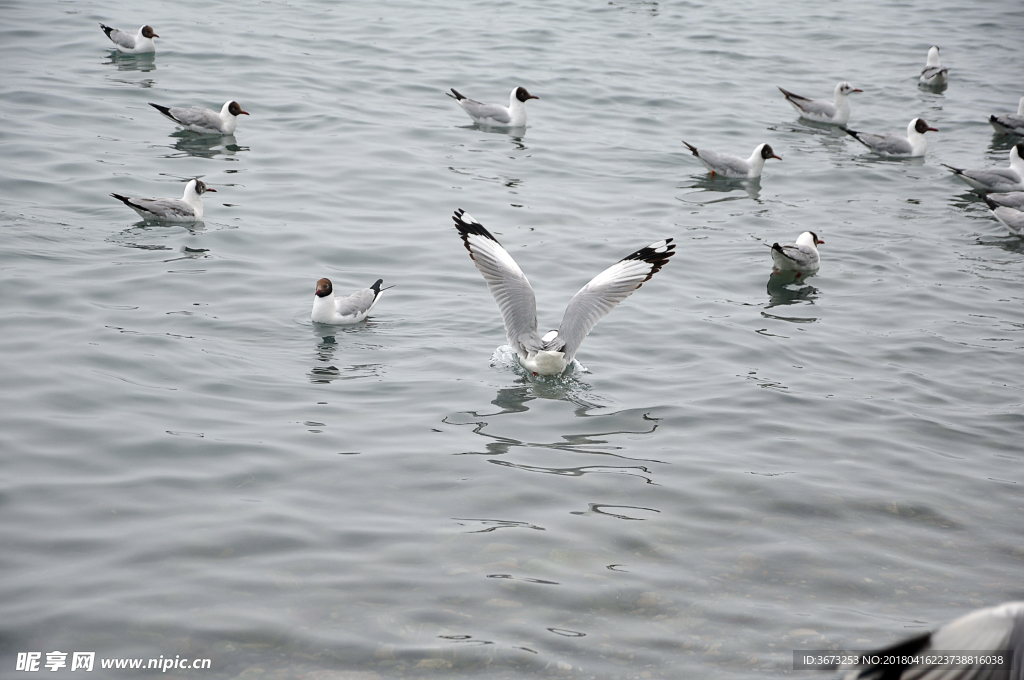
[
  {"xmin": 100, "ymin": 23, "xmax": 158, "ymax": 54},
  {"xmin": 941, "ymin": 143, "xmax": 1024, "ymax": 193},
  {"xmin": 769, "ymin": 232, "xmax": 823, "ymax": 277},
  {"xmin": 110, "ymin": 179, "xmax": 215, "ymax": 222},
  {"xmin": 989, "ymin": 96, "xmax": 1024, "ymax": 136},
  {"xmin": 681, "ymin": 141, "xmax": 781, "ymax": 178},
  {"xmin": 446, "ymin": 87, "xmax": 538, "ymax": 127},
  {"xmin": 841, "ymin": 601, "xmax": 1024, "ymax": 680},
  {"xmin": 149, "ymin": 101, "xmax": 249, "ymax": 135},
  {"xmin": 984, "ymin": 191, "xmax": 1024, "ymax": 210},
  {"xmin": 452, "ymin": 209, "xmax": 675, "ymax": 376},
  {"xmin": 778, "ymin": 82, "xmax": 862, "ymax": 126},
  {"xmin": 840, "ymin": 118, "xmax": 937, "ymax": 157},
  {"xmin": 311, "ymin": 278, "xmax": 388, "ymax": 324},
  {"xmin": 918, "ymin": 46, "xmax": 949, "ymax": 87},
  {"xmin": 984, "ymin": 195, "xmax": 1024, "ymax": 236}
]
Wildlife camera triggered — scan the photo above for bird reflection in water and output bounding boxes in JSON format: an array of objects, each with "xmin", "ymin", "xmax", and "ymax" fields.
[
  {"xmin": 765, "ymin": 270, "xmax": 819, "ymax": 315},
  {"xmin": 103, "ymin": 52, "xmax": 156, "ymax": 73},
  {"xmin": 679, "ymin": 175, "xmax": 762, "ymax": 203},
  {"xmin": 308, "ymin": 332, "xmax": 384, "ymax": 384},
  {"xmin": 166, "ymin": 131, "xmax": 247, "ymax": 160}
]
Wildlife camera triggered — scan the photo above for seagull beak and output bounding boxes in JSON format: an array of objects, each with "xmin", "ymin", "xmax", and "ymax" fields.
[
  {"xmin": 852, "ymin": 88, "xmax": 863, "ymax": 93},
  {"xmin": 816, "ymin": 238, "xmax": 825, "ymax": 245},
  {"xmin": 528, "ymin": 95, "xmax": 539, "ymax": 100},
  {"xmin": 927, "ymin": 125, "xmax": 938, "ymax": 132},
  {"xmin": 239, "ymin": 110, "xmax": 250, "ymax": 115},
  {"xmin": 772, "ymin": 153, "xmax": 782, "ymax": 160},
  {"xmin": 205, "ymin": 187, "xmax": 217, "ymax": 192},
  {"xmin": 152, "ymin": 33, "xmax": 160, "ymax": 38}
]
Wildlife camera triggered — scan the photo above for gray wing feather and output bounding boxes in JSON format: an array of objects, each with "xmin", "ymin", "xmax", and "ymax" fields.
[
  {"xmin": 453, "ymin": 212, "xmax": 542, "ymax": 358},
  {"xmin": 851, "ymin": 131, "xmax": 913, "ymax": 156},
  {"xmin": 168, "ymin": 106, "xmax": 223, "ymax": 131},
  {"xmin": 556, "ymin": 240, "xmax": 675, "ymax": 362},
  {"xmin": 125, "ymin": 197, "xmax": 196, "ymax": 219},
  {"xmin": 986, "ymin": 192, "xmax": 1024, "ymax": 209},
  {"xmin": 992, "ymin": 206, "xmax": 1024, "ymax": 235},
  {"xmin": 780, "ymin": 89, "xmax": 836, "ymax": 118},
  {"xmin": 104, "ymin": 26, "xmax": 136, "ymax": 49},
  {"xmin": 334, "ymin": 288, "xmax": 378, "ymax": 317},
  {"xmin": 963, "ymin": 168, "xmax": 1024, "ymax": 190},
  {"xmin": 920, "ymin": 66, "xmax": 948, "ymax": 80},
  {"xmin": 460, "ymin": 99, "xmax": 512, "ymax": 125},
  {"xmin": 773, "ymin": 244, "xmax": 817, "ymax": 269},
  {"xmin": 694, "ymin": 148, "xmax": 750, "ymax": 176},
  {"xmin": 991, "ymin": 114, "xmax": 1024, "ymax": 134}
]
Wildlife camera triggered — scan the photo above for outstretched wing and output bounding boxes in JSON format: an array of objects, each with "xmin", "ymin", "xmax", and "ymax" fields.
[
  {"xmin": 556, "ymin": 239, "xmax": 675, "ymax": 362},
  {"xmin": 452, "ymin": 209, "xmax": 541, "ymax": 359}
]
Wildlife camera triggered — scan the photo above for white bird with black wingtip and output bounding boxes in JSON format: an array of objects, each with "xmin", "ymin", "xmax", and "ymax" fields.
[
  {"xmin": 149, "ymin": 101, "xmax": 250, "ymax": 135},
  {"xmin": 778, "ymin": 81, "xmax": 862, "ymax": 126},
  {"xmin": 841, "ymin": 118, "xmax": 938, "ymax": 157},
  {"xmin": 110, "ymin": 179, "xmax": 215, "ymax": 222},
  {"xmin": 100, "ymin": 23, "xmax": 158, "ymax": 53},
  {"xmin": 989, "ymin": 96, "xmax": 1024, "ymax": 137},
  {"xmin": 452, "ymin": 209, "xmax": 675, "ymax": 376},
  {"xmin": 311, "ymin": 279, "xmax": 389, "ymax": 325},
  {"xmin": 941, "ymin": 143, "xmax": 1024, "ymax": 193},
  {"xmin": 681, "ymin": 141, "xmax": 782, "ymax": 178},
  {"xmin": 446, "ymin": 86, "xmax": 538, "ymax": 127},
  {"xmin": 769, "ymin": 232, "xmax": 823, "ymax": 277}
]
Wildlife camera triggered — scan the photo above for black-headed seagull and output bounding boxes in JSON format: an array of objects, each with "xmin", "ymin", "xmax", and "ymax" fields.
[
  {"xmin": 149, "ymin": 101, "xmax": 249, "ymax": 135},
  {"xmin": 841, "ymin": 118, "xmax": 937, "ymax": 157},
  {"xmin": 769, "ymin": 232, "xmax": 823, "ymax": 277},
  {"xmin": 100, "ymin": 23, "xmax": 158, "ymax": 54},
  {"xmin": 941, "ymin": 143, "xmax": 1024, "ymax": 193},
  {"xmin": 446, "ymin": 87, "xmax": 538, "ymax": 127},
  {"xmin": 989, "ymin": 96, "xmax": 1024, "ymax": 136},
  {"xmin": 681, "ymin": 141, "xmax": 781, "ymax": 178},
  {"xmin": 452, "ymin": 209, "xmax": 674, "ymax": 376},
  {"xmin": 110, "ymin": 179, "xmax": 215, "ymax": 222},
  {"xmin": 311, "ymin": 278, "xmax": 388, "ymax": 325},
  {"xmin": 919, "ymin": 46, "xmax": 949, "ymax": 87}
]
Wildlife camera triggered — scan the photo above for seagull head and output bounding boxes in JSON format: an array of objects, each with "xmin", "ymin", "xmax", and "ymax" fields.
[
  {"xmin": 515, "ymin": 87, "xmax": 539, "ymax": 102},
  {"xmin": 227, "ymin": 101, "xmax": 250, "ymax": 117},
  {"xmin": 759, "ymin": 143, "xmax": 782, "ymax": 161},
  {"xmin": 315, "ymin": 278, "xmax": 333, "ymax": 298},
  {"xmin": 192, "ymin": 179, "xmax": 215, "ymax": 195},
  {"xmin": 913, "ymin": 118, "xmax": 938, "ymax": 134},
  {"xmin": 141, "ymin": 25, "xmax": 159, "ymax": 39},
  {"xmin": 836, "ymin": 82, "xmax": 863, "ymax": 97}
]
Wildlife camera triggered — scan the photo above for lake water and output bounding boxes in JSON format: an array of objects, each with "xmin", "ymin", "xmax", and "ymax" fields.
[{"xmin": 1, "ymin": 0, "xmax": 1022, "ymax": 678}]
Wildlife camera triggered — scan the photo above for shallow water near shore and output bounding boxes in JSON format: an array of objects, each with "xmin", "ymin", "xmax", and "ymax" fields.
[{"xmin": 1, "ymin": 0, "xmax": 1022, "ymax": 678}]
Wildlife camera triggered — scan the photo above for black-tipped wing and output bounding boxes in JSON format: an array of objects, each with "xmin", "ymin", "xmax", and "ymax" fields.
[
  {"xmin": 842, "ymin": 128, "xmax": 912, "ymax": 156},
  {"xmin": 453, "ymin": 210, "xmax": 541, "ymax": 359},
  {"xmin": 335, "ymin": 279, "xmax": 384, "ymax": 318},
  {"xmin": 779, "ymin": 87, "xmax": 836, "ymax": 118},
  {"xmin": 111, "ymin": 193, "xmax": 196, "ymax": 220},
  {"xmin": 100, "ymin": 23, "xmax": 135, "ymax": 49},
  {"xmin": 556, "ymin": 239, "xmax": 675, "ymax": 362},
  {"xmin": 149, "ymin": 103, "xmax": 223, "ymax": 132}
]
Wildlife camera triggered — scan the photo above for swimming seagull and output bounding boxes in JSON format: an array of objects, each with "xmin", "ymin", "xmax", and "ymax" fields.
[
  {"xmin": 681, "ymin": 141, "xmax": 781, "ymax": 178},
  {"xmin": 941, "ymin": 143, "xmax": 1024, "ymax": 193},
  {"xmin": 110, "ymin": 179, "xmax": 215, "ymax": 222},
  {"xmin": 452, "ymin": 209, "xmax": 675, "ymax": 376},
  {"xmin": 769, "ymin": 232, "xmax": 823, "ymax": 277},
  {"xmin": 983, "ymin": 195, "xmax": 1024, "ymax": 236},
  {"xmin": 311, "ymin": 278, "xmax": 388, "ymax": 324},
  {"xmin": 918, "ymin": 46, "xmax": 949, "ymax": 87},
  {"xmin": 840, "ymin": 118, "xmax": 937, "ymax": 157},
  {"xmin": 446, "ymin": 87, "xmax": 538, "ymax": 127},
  {"xmin": 100, "ymin": 23, "xmax": 158, "ymax": 54},
  {"xmin": 989, "ymin": 96, "xmax": 1024, "ymax": 136},
  {"xmin": 149, "ymin": 101, "xmax": 249, "ymax": 135},
  {"xmin": 778, "ymin": 82, "xmax": 862, "ymax": 126},
  {"xmin": 841, "ymin": 601, "xmax": 1024, "ymax": 680},
  {"xmin": 984, "ymin": 191, "xmax": 1024, "ymax": 210}
]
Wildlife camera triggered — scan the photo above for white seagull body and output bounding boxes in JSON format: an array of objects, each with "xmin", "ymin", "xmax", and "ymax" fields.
[
  {"xmin": 452, "ymin": 209, "xmax": 675, "ymax": 376},
  {"xmin": 941, "ymin": 143, "xmax": 1024, "ymax": 193},
  {"xmin": 842, "ymin": 601, "xmax": 1024, "ymax": 680},
  {"xmin": 110, "ymin": 179, "xmax": 215, "ymax": 222},
  {"xmin": 446, "ymin": 86, "xmax": 538, "ymax": 127},
  {"xmin": 681, "ymin": 141, "xmax": 782, "ymax": 178},
  {"xmin": 841, "ymin": 118, "xmax": 937, "ymax": 157},
  {"xmin": 989, "ymin": 96, "xmax": 1024, "ymax": 136},
  {"xmin": 984, "ymin": 195, "xmax": 1024, "ymax": 236},
  {"xmin": 984, "ymin": 191, "xmax": 1024, "ymax": 210},
  {"xmin": 919, "ymin": 46, "xmax": 949, "ymax": 87},
  {"xmin": 770, "ymin": 231, "xmax": 823, "ymax": 276},
  {"xmin": 778, "ymin": 82, "xmax": 862, "ymax": 126},
  {"xmin": 149, "ymin": 101, "xmax": 249, "ymax": 134},
  {"xmin": 100, "ymin": 23, "xmax": 158, "ymax": 53},
  {"xmin": 311, "ymin": 278, "xmax": 387, "ymax": 325}
]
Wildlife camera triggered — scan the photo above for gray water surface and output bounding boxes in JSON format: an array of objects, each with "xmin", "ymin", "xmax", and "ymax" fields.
[{"xmin": 1, "ymin": 0, "xmax": 1022, "ymax": 678}]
